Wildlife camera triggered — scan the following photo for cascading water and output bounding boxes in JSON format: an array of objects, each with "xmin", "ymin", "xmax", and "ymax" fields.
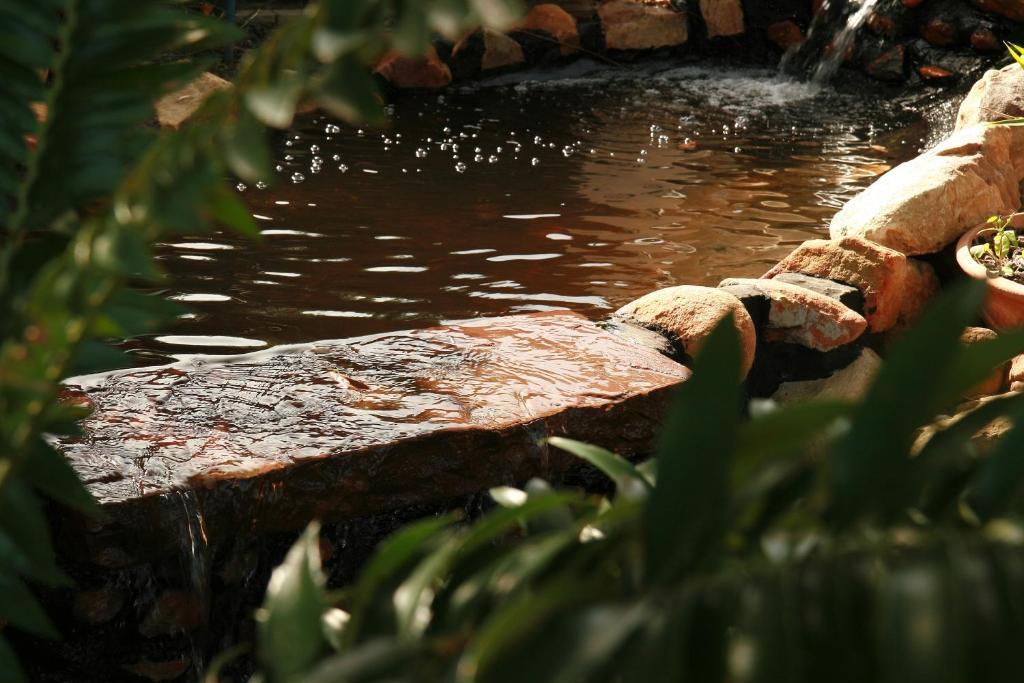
[
  {"xmin": 780, "ymin": 0, "xmax": 881, "ymax": 84},
  {"xmin": 177, "ymin": 489, "xmax": 212, "ymax": 681}
]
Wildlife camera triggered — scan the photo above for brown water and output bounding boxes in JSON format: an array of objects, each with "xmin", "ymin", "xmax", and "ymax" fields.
[{"xmin": 138, "ymin": 62, "xmax": 931, "ymax": 362}]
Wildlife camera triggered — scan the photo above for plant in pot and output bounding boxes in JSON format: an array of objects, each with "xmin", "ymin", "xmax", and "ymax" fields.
[
  {"xmin": 954, "ymin": 42, "xmax": 1024, "ymax": 329},
  {"xmin": 956, "ymin": 213, "xmax": 1024, "ymax": 329}
]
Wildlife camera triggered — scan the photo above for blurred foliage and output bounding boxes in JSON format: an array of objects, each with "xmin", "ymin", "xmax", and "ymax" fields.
[
  {"xmin": 249, "ymin": 281, "xmax": 1024, "ymax": 683},
  {"xmin": 0, "ymin": 0, "xmax": 521, "ymax": 679}
]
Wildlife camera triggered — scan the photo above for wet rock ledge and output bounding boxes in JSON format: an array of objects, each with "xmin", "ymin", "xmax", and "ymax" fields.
[{"xmin": 55, "ymin": 311, "xmax": 688, "ymax": 568}]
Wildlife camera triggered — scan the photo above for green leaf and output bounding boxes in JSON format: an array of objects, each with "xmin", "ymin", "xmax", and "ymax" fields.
[
  {"xmin": 22, "ymin": 440, "xmax": 98, "ymax": 515},
  {"xmin": 645, "ymin": 316, "xmax": 742, "ymax": 583},
  {"xmin": 209, "ymin": 183, "xmax": 260, "ymax": 238},
  {"xmin": 315, "ymin": 57, "xmax": 385, "ymax": 127},
  {"xmin": 245, "ymin": 79, "xmax": 303, "ymax": 129},
  {"xmin": 223, "ymin": 110, "xmax": 272, "ymax": 183},
  {"xmin": 828, "ymin": 280, "xmax": 988, "ymax": 528},
  {"xmin": 255, "ymin": 523, "xmax": 328, "ymax": 681},
  {"xmin": 0, "ymin": 571, "xmax": 59, "ymax": 638},
  {"xmin": 547, "ymin": 436, "xmax": 652, "ymax": 501},
  {"xmin": 0, "ymin": 636, "xmax": 27, "ymax": 683}
]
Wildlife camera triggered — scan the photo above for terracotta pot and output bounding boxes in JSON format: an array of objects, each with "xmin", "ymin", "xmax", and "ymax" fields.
[{"xmin": 955, "ymin": 213, "xmax": 1024, "ymax": 330}]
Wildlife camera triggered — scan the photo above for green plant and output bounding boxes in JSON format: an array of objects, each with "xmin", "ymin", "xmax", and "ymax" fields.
[
  {"xmin": 0, "ymin": 1, "xmax": 521, "ymax": 679},
  {"xmin": 970, "ymin": 215, "xmax": 1023, "ymax": 280},
  {"xmin": 249, "ymin": 280, "xmax": 1024, "ymax": 683}
]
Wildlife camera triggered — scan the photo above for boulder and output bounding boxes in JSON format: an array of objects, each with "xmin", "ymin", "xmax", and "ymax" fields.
[
  {"xmin": 895, "ymin": 258, "xmax": 941, "ymax": 328},
  {"xmin": 155, "ymin": 72, "xmax": 230, "ymax": 129},
  {"xmin": 970, "ymin": 27, "xmax": 1000, "ymax": 52},
  {"xmin": 771, "ymin": 347, "xmax": 881, "ymax": 403},
  {"xmin": 919, "ymin": 65, "xmax": 955, "ymax": 81},
  {"xmin": 451, "ymin": 28, "xmax": 526, "ymax": 76},
  {"xmin": 829, "ymin": 123, "xmax": 1024, "ymax": 256},
  {"xmin": 972, "ymin": 0, "xmax": 1024, "ymax": 21},
  {"xmin": 547, "ymin": 0, "xmax": 598, "ymax": 19},
  {"xmin": 613, "ymin": 285, "xmax": 757, "ymax": 376},
  {"xmin": 374, "ymin": 47, "xmax": 452, "ymax": 89},
  {"xmin": 719, "ymin": 278, "xmax": 867, "ymax": 352},
  {"xmin": 597, "ymin": 0, "xmax": 689, "ymax": 51},
  {"xmin": 921, "ymin": 17, "xmax": 958, "ymax": 47},
  {"xmin": 519, "ymin": 4, "xmax": 580, "ymax": 54},
  {"xmin": 771, "ymin": 272, "xmax": 865, "ymax": 314},
  {"xmin": 961, "ymin": 327, "xmax": 1006, "ymax": 398},
  {"xmin": 1009, "ymin": 352, "xmax": 1024, "ymax": 392},
  {"xmin": 699, "ymin": 0, "xmax": 745, "ymax": 39},
  {"xmin": 956, "ymin": 62, "xmax": 1024, "ymax": 128},
  {"xmin": 765, "ymin": 236, "xmax": 915, "ymax": 333},
  {"xmin": 865, "ymin": 44, "xmax": 906, "ymax": 82},
  {"xmin": 766, "ymin": 20, "xmax": 805, "ymax": 51}
]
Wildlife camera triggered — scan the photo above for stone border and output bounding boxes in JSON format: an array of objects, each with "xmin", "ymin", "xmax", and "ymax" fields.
[{"xmin": 610, "ymin": 60, "xmax": 1024, "ymax": 404}]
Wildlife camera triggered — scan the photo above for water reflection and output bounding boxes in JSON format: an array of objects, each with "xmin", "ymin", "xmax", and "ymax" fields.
[{"xmin": 140, "ymin": 64, "xmax": 931, "ymax": 361}]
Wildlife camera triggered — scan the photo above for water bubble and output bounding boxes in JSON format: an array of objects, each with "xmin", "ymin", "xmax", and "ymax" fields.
[
  {"xmin": 332, "ymin": 154, "xmax": 341, "ymax": 161},
  {"xmin": 275, "ymin": 164, "xmax": 284, "ymax": 172},
  {"xmin": 415, "ymin": 148, "xmax": 427, "ymax": 158},
  {"xmin": 324, "ymin": 124, "xmax": 340, "ymax": 134},
  {"xmin": 255, "ymin": 181, "xmax": 268, "ymax": 190},
  {"xmin": 285, "ymin": 140, "xmax": 293, "ymax": 147},
  {"xmin": 236, "ymin": 182, "xmax": 247, "ymax": 191},
  {"xmin": 310, "ymin": 144, "xmax": 320, "ymax": 153},
  {"xmin": 284, "ymin": 154, "xmax": 294, "ymax": 161},
  {"xmin": 488, "ymin": 155, "xmax": 498, "ymax": 163},
  {"xmin": 338, "ymin": 164, "xmax": 349, "ymax": 172},
  {"xmin": 455, "ymin": 162, "xmax": 467, "ymax": 173},
  {"xmin": 291, "ymin": 172, "xmax": 305, "ymax": 183},
  {"xmin": 474, "ymin": 154, "xmax": 483, "ymax": 162},
  {"xmin": 531, "ymin": 158, "xmax": 540, "ymax": 166}
]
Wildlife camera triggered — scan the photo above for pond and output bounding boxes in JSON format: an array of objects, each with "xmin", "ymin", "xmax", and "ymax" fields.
[{"xmin": 138, "ymin": 62, "xmax": 933, "ymax": 362}]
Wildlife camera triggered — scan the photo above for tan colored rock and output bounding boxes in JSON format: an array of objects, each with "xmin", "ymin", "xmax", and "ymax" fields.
[
  {"xmin": 699, "ymin": 0, "xmax": 744, "ymax": 38},
  {"xmin": 155, "ymin": 72, "xmax": 230, "ymax": 129},
  {"xmin": 520, "ymin": 4, "xmax": 580, "ymax": 54},
  {"xmin": 972, "ymin": 0, "xmax": 1024, "ymax": 21},
  {"xmin": 765, "ymin": 236, "xmax": 910, "ymax": 333},
  {"xmin": 896, "ymin": 258, "xmax": 940, "ymax": 328},
  {"xmin": 544, "ymin": 0, "xmax": 598, "ymax": 19},
  {"xmin": 452, "ymin": 29, "xmax": 526, "ymax": 72},
  {"xmin": 961, "ymin": 327, "xmax": 1006, "ymax": 398},
  {"xmin": 829, "ymin": 123, "xmax": 1024, "ymax": 255},
  {"xmin": 956, "ymin": 62, "xmax": 1024, "ymax": 129},
  {"xmin": 1008, "ymin": 353, "xmax": 1024, "ymax": 390},
  {"xmin": 374, "ymin": 47, "xmax": 452, "ymax": 89},
  {"xmin": 719, "ymin": 278, "xmax": 867, "ymax": 351},
  {"xmin": 766, "ymin": 20, "xmax": 804, "ymax": 51},
  {"xmin": 598, "ymin": 0, "xmax": 688, "ymax": 51},
  {"xmin": 614, "ymin": 285, "xmax": 757, "ymax": 376},
  {"xmin": 771, "ymin": 347, "xmax": 881, "ymax": 403}
]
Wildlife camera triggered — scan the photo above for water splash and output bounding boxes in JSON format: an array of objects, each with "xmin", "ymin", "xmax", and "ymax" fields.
[
  {"xmin": 177, "ymin": 489, "xmax": 211, "ymax": 680},
  {"xmin": 780, "ymin": 0, "xmax": 880, "ymax": 84},
  {"xmin": 817, "ymin": 0, "xmax": 880, "ymax": 83}
]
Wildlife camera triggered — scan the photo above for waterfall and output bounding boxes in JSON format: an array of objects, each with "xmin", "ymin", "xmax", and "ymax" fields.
[
  {"xmin": 177, "ymin": 489, "xmax": 212, "ymax": 681},
  {"xmin": 780, "ymin": 0, "xmax": 881, "ymax": 84}
]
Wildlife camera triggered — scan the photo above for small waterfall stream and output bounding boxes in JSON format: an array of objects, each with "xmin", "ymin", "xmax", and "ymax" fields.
[
  {"xmin": 781, "ymin": 0, "xmax": 882, "ymax": 83},
  {"xmin": 177, "ymin": 489, "xmax": 212, "ymax": 680}
]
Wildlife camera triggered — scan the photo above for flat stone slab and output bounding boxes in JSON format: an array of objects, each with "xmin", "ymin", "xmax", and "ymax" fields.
[{"xmin": 54, "ymin": 311, "xmax": 689, "ymax": 566}]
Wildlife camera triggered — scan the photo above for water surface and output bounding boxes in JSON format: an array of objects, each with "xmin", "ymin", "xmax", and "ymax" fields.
[{"xmin": 139, "ymin": 63, "xmax": 931, "ymax": 361}]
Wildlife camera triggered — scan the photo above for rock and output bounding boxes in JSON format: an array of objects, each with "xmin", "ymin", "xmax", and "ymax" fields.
[
  {"xmin": 956, "ymin": 62, "xmax": 1024, "ymax": 128},
  {"xmin": 766, "ymin": 20, "xmax": 805, "ymax": 50},
  {"xmin": 699, "ymin": 0, "xmax": 745, "ymax": 39},
  {"xmin": 374, "ymin": 47, "xmax": 452, "ymax": 89},
  {"xmin": 602, "ymin": 318, "xmax": 682, "ymax": 361},
  {"xmin": 765, "ymin": 236, "xmax": 915, "ymax": 333},
  {"xmin": 597, "ymin": 0, "xmax": 689, "ymax": 51},
  {"xmin": 549, "ymin": 0, "xmax": 598, "ymax": 19},
  {"xmin": 73, "ymin": 588, "xmax": 124, "ymax": 625},
  {"xmin": 139, "ymin": 591, "xmax": 204, "ymax": 638},
  {"xmin": 519, "ymin": 4, "xmax": 580, "ymax": 54},
  {"xmin": 771, "ymin": 347, "xmax": 882, "ymax": 403},
  {"xmin": 747, "ymin": 342, "xmax": 863, "ymax": 398},
  {"xmin": 771, "ymin": 272, "xmax": 865, "ymax": 314},
  {"xmin": 972, "ymin": 0, "xmax": 1024, "ymax": 21},
  {"xmin": 614, "ymin": 285, "xmax": 757, "ymax": 376},
  {"xmin": 918, "ymin": 392, "xmax": 1015, "ymax": 457},
  {"xmin": 829, "ymin": 123, "xmax": 1024, "ymax": 256},
  {"xmin": 919, "ymin": 65, "xmax": 955, "ymax": 80},
  {"xmin": 903, "ymin": 0, "xmax": 925, "ymax": 6},
  {"xmin": 961, "ymin": 326, "xmax": 1006, "ymax": 398},
  {"xmin": 122, "ymin": 659, "xmax": 190, "ymax": 682},
  {"xmin": 155, "ymin": 72, "xmax": 230, "ymax": 129},
  {"xmin": 719, "ymin": 278, "xmax": 867, "ymax": 352},
  {"xmin": 53, "ymin": 312, "xmax": 689, "ymax": 565},
  {"xmin": 921, "ymin": 18, "xmax": 958, "ymax": 47},
  {"xmin": 1008, "ymin": 353, "xmax": 1024, "ymax": 390},
  {"xmin": 896, "ymin": 258, "xmax": 940, "ymax": 328},
  {"xmin": 867, "ymin": 12, "xmax": 898, "ymax": 38},
  {"xmin": 865, "ymin": 44, "xmax": 906, "ymax": 82},
  {"xmin": 451, "ymin": 29, "xmax": 526, "ymax": 77},
  {"xmin": 970, "ymin": 27, "xmax": 1000, "ymax": 52}
]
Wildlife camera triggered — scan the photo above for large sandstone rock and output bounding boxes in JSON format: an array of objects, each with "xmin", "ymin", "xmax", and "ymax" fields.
[
  {"xmin": 972, "ymin": 0, "xmax": 1024, "ymax": 21},
  {"xmin": 764, "ymin": 236, "xmax": 933, "ymax": 333},
  {"xmin": 520, "ymin": 4, "xmax": 580, "ymax": 54},
  {"xmin": 829, "ymin": 123, "xmax": 1024, "ymax": 255},
  {"xmin": 54, "ymin": 311, "xmax": 688, "ymax": 566},
  {"xmin": 771, "ymin": 347, "xmax": 881, "ymax": 403},
  {"xmin": 1008, "ymin": 352, "xmax": 1024, "ymax": 392},
  {"xmin": 956, "ymin": 62, "xmax": 1024, "ymax": 128},
  {"xmin": 155, "ymin": 72, "xmax": 230, "ymax": 129},
  {"xmin": 719, "ymin": 278, "xmax": 867, "ymax": 351},
  {"xmin": 613, "ymin": 285, "xmax": 757, "ymax": 376},
  {"xmin": 374, "ymin": 47, "xmax": 452, "ymax": 89},
  {"xmin": 699, "ymin": 0, "xmax": 744, "ymax": 38},
  {"xmin": 598, "ymin": 0, "xmax": 688, "ymax": 51}
]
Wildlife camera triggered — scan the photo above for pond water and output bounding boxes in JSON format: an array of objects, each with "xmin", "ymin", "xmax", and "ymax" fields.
[{"xmin": 138, "ymin": 62, "xmax": 933, "ymax": 362}]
